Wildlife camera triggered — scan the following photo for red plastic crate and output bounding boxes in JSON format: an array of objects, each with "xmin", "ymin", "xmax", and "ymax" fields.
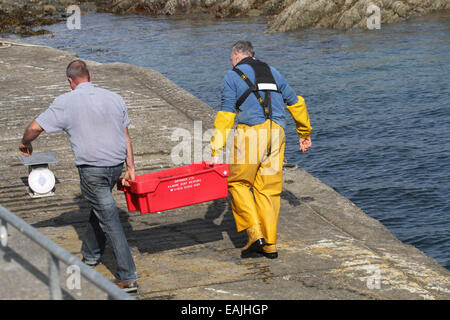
[{"xmin": 118, "ymin": 161, "xmax": 230, "ymax": 214}]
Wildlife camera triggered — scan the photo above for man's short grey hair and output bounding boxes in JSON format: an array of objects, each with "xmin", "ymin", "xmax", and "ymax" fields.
[
  {"xmin": 66, "ymin": 59, "xmax": 90, "ymax": 80},
  {"xmin": 231, "ymin": 41, "xmax": 255, "ymax": 57}
]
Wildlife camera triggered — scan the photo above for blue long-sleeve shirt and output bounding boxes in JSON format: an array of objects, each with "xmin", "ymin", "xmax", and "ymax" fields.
[{"xmin": 220, "ymin": 61, "xmax": 299, "ymax": 129}]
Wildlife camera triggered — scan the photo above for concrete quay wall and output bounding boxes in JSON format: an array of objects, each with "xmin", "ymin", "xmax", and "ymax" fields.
[{"xmin": 0, "ymin": 39, "xmax": 448, "ymax": 300}]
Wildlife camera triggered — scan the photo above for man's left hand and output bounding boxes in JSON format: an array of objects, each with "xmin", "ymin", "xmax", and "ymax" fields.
[
  {"xmin": 299, "ymin": 137, "xmax": 312, "ymax": 153},
  {"xmin": 121, "ymin": 169, "xmax": 135, "ymax": 187}
]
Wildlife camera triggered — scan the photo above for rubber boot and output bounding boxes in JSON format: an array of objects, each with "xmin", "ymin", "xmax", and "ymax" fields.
[
  {"xmin": 258, "ymin": 244, "xmax": 278, "ymax": 259},
  {"xmin": 241, "ymin": 225, "xmax": 266, "ymax": 257}
]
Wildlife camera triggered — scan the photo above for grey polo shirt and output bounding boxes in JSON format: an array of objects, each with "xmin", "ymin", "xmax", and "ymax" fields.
[{"xmin": 36, "ymin": 82, "xmax": 130, "ymax": 167}]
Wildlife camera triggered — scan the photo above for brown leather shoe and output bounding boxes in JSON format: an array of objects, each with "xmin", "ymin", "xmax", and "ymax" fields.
[
  {"xmin": 241, "ymin": 225, "xmax": 266, "ymax": 257},
  {"xmin": 114, "ymin": 280, "xmax": 138, "ymax": 293}
]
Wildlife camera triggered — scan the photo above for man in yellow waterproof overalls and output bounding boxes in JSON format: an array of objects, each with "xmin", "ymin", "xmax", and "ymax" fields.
[{"xmin": 210, "ymin": 41, "xmax": 312, "ymax": 259}]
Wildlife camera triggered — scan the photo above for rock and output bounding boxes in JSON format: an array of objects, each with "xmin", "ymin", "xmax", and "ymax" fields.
[
  {"xmin": 229, "ymin": 0, "xmax": 254, "ymax": 13},
  {"xmin": 42, "ymin": 5, "xmax": 57, "ymax": 12},
  {"xmin": 80, "ymin": 2, "xmax": 98, "ymax": 12},
  {"xmin": 392, "ymin": 1, "xmax": 409, "ymax": 17},
  {"xmin": 1, "ymin": 0, "xmax": 449, "ymax": 35},
  {"xmin": 14, "ymin": 25, "xmax": 23, "ymax": 34},
  {"xmin": 268, "ymin": 0, "xmax": 450, "ymax": 32},
  {"xmin": 268, "ymin": 0, "xmax": 335, "ymax": 32},
  {"xmin": 161, "ymin": 0, "xmax": 177, "ymax": 15},
  {"xmin": 247, "ymin": 9, "xmax": 262, "ymax": 17},
  {"xmin": 0, "ymin": 0, "xmax": 63, "ymax": 36},
  {"xmin": 92, "ymin": 0, "xmax": 450, "ymax": 31},
  {"xmin": 335, "ymin": 5, "xmax": 362, "ymax": 29},
  {"xmin": 258, "ymin": 0, "xmax": 287, "ymax": 16}
]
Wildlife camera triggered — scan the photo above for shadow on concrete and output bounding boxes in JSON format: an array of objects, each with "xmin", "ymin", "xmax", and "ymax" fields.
[
  {"xmin": 31, "ymin": 189, "xmax": 303, "ymax": 278},
  {"xmin": 123, "ymin": 197, "xmax": 246, "ymax": 255},
  {"xmin": 1, "ymin": 245, "xmax": 75, "ymax": 300},
  {"xmin": 281, "ymin": 189, "xmax": 302, "ymax": 207},
  {"xmin": 31, "ymin": 195, "xmax": 247, "ymax": 278}
]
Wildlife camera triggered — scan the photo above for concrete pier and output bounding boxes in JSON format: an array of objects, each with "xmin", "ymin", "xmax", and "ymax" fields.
[{"xmin": 0, "ymin": 39, "xmax": 449, "ymax": 300}]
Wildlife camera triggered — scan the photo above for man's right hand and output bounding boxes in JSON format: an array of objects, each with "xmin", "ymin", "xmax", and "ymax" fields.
[
  {"xmin": 19, "ymin": 142, "xmax": 33, "ymax": 156},
  {"xmin": 19, "ymin": 120, "xmax": 44, "ymax": 157}
]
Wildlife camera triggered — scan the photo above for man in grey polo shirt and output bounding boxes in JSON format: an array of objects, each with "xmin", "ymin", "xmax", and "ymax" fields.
[{"xmin": 19, "ymin": 60, "xmax": 138, "ymax": 292}]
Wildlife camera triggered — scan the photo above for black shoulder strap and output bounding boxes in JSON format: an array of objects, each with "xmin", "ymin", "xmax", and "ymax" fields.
[
  {"xmin": 232, "ymin": 58, "xmax": 279, "ymax": 116},
  {"xmin": 232, "ymin": 67, "xmax": 265, "ymax": 110},
  {"xmin": 233, "ymin": 58, "xmax": 277, "ymax": 159},
  {"xmin": 235, "ymin": 57, "xmax": 279, "ymax": 90}
]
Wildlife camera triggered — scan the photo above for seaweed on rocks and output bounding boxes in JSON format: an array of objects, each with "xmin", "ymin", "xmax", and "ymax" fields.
[{"xmin": 1, "ymin": 0, "xmax": 449, "ymax": 36}]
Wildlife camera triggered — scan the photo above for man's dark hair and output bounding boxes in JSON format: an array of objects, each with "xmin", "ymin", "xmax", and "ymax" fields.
[
  {"xmin": 231, "ymin": 40, "xmax": 255, "ymax": 57},
  {"xmin": 66, "ymin": 59, "xmax": 90, "ymax": 81}
]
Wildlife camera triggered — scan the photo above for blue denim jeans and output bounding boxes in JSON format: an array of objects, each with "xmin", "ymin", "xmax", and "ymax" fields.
[{"xmin": 78, "ymin": 164, "xmax": 138, "ymax": 283}]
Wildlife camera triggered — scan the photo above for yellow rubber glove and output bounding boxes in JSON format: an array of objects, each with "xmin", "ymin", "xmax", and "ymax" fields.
[
  {"xmin": 286, "ymin": 96, "xmax": 312, "ymax": 138},
  {"xmin": 210, "ymin": 111, "xmax": 236, "ymax": 156}
]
